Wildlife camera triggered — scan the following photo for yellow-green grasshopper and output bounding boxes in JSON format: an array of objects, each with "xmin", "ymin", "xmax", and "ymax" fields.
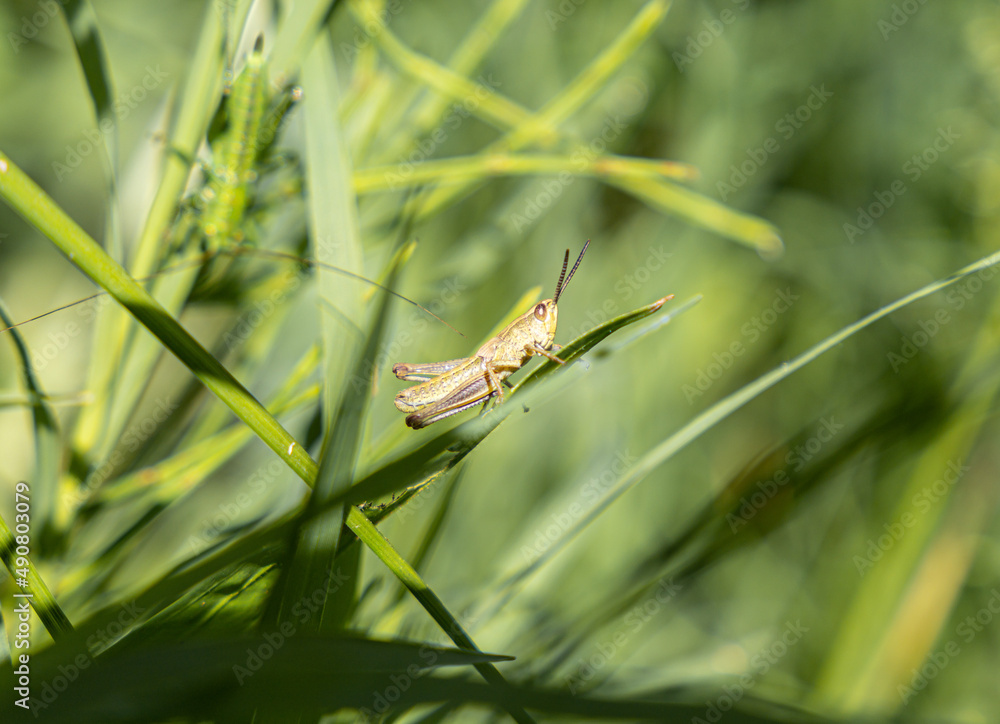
[{"xmin": 393, "ymin": 240, "xmax": 590, "ymax": 429}]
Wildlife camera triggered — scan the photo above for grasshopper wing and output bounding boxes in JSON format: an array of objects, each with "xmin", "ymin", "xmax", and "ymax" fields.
[{"xmin": 403, "ymin": 373, "xmax": 497, "ymax": 429}]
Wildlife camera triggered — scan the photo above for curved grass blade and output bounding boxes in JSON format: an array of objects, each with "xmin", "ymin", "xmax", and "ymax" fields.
[
  {"xmin": 59, "ymin": 0, "xmax": 120, "ymax": 259},
  {"xmin": 0, "ymin": 634, "xmax": 512, "ymax": 721},
  {"xmin": 259, "ymin": 29, "xmax": 370, "ymax": 638},
  {"xmin": 0, "ymin": 150, "xmax": 320, "ymax": 483},
  {"xmin": 371, "ymin": 0, "xmax": 533, "ymax": 165},
  {"xmin": 0, "ymin": 628, "xmax": 831, "ymax": 723},
  {"xmin": 487, "ymin": 247, "xmax": 1000, "ymax": 606}
]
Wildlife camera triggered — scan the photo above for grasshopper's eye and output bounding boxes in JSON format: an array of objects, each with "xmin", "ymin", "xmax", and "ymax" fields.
[{"xmin": 534, "ymin": 303, "xmax": 547, "ymax": 320}]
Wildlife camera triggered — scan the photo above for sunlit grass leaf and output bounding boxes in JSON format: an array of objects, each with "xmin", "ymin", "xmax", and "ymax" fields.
[{"xmin": 488, "ymin": 248, "xmax": 1000, "ymax": 613}]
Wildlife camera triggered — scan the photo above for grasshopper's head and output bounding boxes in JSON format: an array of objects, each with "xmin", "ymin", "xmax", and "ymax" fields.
[
  {"xmin": 529, "ymin": 298, "xmax": 559, "ymax": 349},
  {"xmin": 531, "ymin": 240, "xmax": 590, "ymax": 349}
]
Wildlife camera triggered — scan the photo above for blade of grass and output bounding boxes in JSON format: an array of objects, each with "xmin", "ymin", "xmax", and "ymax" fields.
[
  {"xmin": 261, "ymin": 31, "xmax": 367, "ymax": 638},
  {"xmin": 373, "ymin": 0, "xmax": 533, "ymax": 165},
  {"xmin": 356, "ymin": 0, "xmax": 779, "ymax": 253},
  {"xmin": 59, "ymin": 0, "xmax": 121, "ymax": 258},
  {"xmin": 354, "ymin": 152, "xmax": 699, "ymax": 192},
  {"xmin": 0, "ymin": 512, "xmax": 75, "ymax": 641},
  {"xmin": 270, "ymin": 0, "xmax": 339, "ymax": 86},
  {"xmin": 0, "ymin": 149, "xmax": 319, "ymax": 490},
  {"xmin": 71, "ymin": 3, "xmax": 226, "ymax": 463},
  {"xmin": 483, "ymin": 247, "xmax": 1000, "ymax": 615}
]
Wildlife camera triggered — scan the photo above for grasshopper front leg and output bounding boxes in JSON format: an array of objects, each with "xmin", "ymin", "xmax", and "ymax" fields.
[{"xmin": 531, "ymin": 344, "xmax": 566, "ymax": 365}]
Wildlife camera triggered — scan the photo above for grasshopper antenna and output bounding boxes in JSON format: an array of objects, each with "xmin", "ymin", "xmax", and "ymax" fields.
[
  {"xmin": 1, "ymin": 250, "xmax": 464, "ymax": 338},
  {"xmin": 0, "ymin": 255, "xmax": 216, "ymax": 334},
  {"xmin": 224, "ymin": 248, "xmax": 464, "ymax": 337},
  {"xmin": 554, "ymin": 239, "xmax": 590, "ymax": 303},
  {"xmin": 553, "ymin": 249, "xmax": 569, "ymax": 302}
]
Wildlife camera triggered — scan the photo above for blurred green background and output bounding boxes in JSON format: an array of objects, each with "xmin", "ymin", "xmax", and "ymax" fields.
[{"xmin": 1, "ymin": 0, "xmax": 999, "ymax": 722}]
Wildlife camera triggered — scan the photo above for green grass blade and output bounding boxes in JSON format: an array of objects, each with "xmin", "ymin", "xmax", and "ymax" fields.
[
  {"xmin": 361, "ymin": 2, "xmax": 776, "ymax": 253},
  {"xmin": 270, "ymin": 0, "xmax": 339, "ymax": 85},
  {"xmin": 0, "ymin": 634, "xmax": 513, "ymax": 721},
  {"xmin": 70, "ymin": 2, "xmax": 226, "ymax": 465},
  {"xmin": 0, "ymin": 150, "xmax": 319, "ymax": 486},
  {"xmin": 0, "ymin": 512, "xmax": 74, "ymax": 641},
  {"xmin": 260, "ymin": 31, "xmax": 368, "ymax": 637},
  {"xmin": 373, "ymin": 0, "xmax": 533, "ymax": 164},
  {"xmin": 491, "ymin": 247, "xmax": 1000, "ymax": 602}
]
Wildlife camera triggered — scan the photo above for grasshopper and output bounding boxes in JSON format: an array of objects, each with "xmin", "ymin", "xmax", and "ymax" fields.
[{"xmin": 393, "ymin": 240, "xmax": 590, "ymax": 429}]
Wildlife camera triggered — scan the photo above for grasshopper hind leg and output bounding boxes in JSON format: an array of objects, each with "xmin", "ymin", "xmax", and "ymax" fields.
[{"xmin": 404, "ymin": 373, "xmax": 499, "ymax": 429}]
